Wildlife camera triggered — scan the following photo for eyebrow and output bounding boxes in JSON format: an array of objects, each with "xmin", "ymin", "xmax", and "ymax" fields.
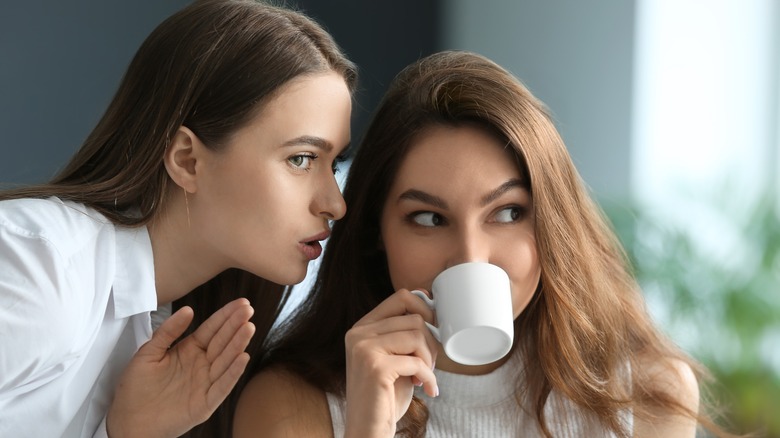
[
  {"xmin": 281, "ymin": 135, "xmax": 334, "ymax": 152},
  {"xmin": 398, "ymin": 189, "xmax": 449, "ymax": 209},
  {"xmin": 480, "ymin": 178, "xmax": 528, "ymax": 206},
  {"xmin": 397, "ymin": 178, "xmax": 528, "ymax": 210}
]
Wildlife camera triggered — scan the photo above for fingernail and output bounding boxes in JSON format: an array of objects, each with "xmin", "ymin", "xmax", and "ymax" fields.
[{"xmin": 434, "ymin": 385, "xmax": 440, "ymax": 397}]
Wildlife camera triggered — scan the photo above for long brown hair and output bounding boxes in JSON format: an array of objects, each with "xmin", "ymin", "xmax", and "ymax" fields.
[
  {"xmin": 256, "ymin": 50, "xmax": 736, "ymax": 437},
  {"xmin": 0, "ymin": 0, "xmax": 356, "ymax": 435}
]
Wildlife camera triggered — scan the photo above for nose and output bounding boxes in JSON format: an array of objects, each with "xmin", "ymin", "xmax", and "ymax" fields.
[
  {"xmin": 446, "ymin": 224, "xmax": 490, "ymax": 268},
  {"xmin": 315, "ymin": 175, "xmax": 347, "ymax": 220}
]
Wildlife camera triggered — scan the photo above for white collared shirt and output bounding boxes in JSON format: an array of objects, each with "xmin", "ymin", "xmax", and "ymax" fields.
[{"xmin": 0, "ymin": 197, "xmax": 160, "ymax": 437}]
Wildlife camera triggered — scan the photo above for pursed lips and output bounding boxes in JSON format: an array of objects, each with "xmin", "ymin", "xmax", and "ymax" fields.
[{"xmin": 298, "ymin": 229, "xmax": 331, "ymax": 260}]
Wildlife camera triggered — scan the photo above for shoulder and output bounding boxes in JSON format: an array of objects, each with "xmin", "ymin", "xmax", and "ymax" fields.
[
  {"xmin": 0, "ymin": 196, "xmax": 115, "ymax": 304},
  {"xmin": 234, "ymin": 366, "xmax": 334, "ymax": 438},
  {"xmin": 0, "ymin": 199, "xmax": 105, "ymax": 391},
  {"xmin": 633, "ymin": 355, "xmax": 700, "ymax": 438},
  {"xmin": 0, "ymin": 197, "xmax": 112, "ymax": 254},
  {"xmin": 0, "ymin": 198, "xmax": 114, "ymax": 375}
]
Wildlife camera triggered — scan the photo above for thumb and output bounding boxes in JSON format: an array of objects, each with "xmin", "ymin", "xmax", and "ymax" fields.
[{"xmin": 137, "ymin": 306, "xmax": 194, "ymax": 361}]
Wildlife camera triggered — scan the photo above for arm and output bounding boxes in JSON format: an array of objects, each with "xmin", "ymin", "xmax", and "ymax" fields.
[
  {"xmin": 633, "ymin": 357, "xmax": 700, "ymax": 438},
  {"xmin": 106, "ymin": 298, "xmax": 255, "ymax": 438},
  {"xmin": 234, "ymin": 368, "xmax": 334, "ymax": 437}
]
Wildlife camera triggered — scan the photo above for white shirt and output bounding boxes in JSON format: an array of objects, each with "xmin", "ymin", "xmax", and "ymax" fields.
[{"xmin": 0, "ymin": 197, "xmax": 160, "ymax": 437}]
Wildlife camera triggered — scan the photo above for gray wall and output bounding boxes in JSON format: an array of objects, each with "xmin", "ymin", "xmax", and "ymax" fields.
[
  {"xmin": 0, "ymin": 0, "xmax": 439, "ymax": 185},
  {"xmin": 442, "ymin": 0, "xmax": 636, "ymax": 201},
  {"xmin": 0, "ymin": 1, "xmax": 189, "ymax": 185},
  {"xmin": 293, "ymin": 0, "xmax": 440, "ymax": 146},
  {"xmin": 1, "ymin": 0, "xmax": 634, "ymax": 202}
]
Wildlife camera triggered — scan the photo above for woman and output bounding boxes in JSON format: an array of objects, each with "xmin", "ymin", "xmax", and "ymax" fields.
[
  {"xmin": 234, "ymin": 51, "xmax": 731, "ymax": 437},
  {"xmin": 0, "ymin": 0, "xmax": 356, "ymax": 436}
]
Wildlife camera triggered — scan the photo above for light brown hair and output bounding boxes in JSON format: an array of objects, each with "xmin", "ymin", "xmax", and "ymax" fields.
[{"xmin": 257, "ymin": 50, "xmax": 734, "ymax": 437}]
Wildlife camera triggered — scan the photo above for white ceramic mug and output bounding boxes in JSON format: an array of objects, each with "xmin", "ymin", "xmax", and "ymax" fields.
[{"xmin": 411, "ymin": 262, "xmax": 514, "ymax": 366}]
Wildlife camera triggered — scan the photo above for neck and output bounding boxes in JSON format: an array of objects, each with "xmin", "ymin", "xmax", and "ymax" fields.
[{"xmin": 147, "ymin": 194, "xmax": 225, "ymax": 306}]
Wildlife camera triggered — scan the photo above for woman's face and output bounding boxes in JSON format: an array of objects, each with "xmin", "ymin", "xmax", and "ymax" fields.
[
  {"xmin": 193, "ymin": 72, "xmax": 351, "ymax": 285},
  {"xmin": 380, "ymin": 124, "xmax": 541, "ymax": 319}
]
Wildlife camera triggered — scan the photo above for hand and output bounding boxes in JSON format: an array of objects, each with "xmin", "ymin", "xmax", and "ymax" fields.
[
  {"xmin": 106, "ymin": 298, "xmax": 255, "ymax": 438},
  {"xmin": 344, "ymin": 289, "xmax": 439, "ymax": 438}
]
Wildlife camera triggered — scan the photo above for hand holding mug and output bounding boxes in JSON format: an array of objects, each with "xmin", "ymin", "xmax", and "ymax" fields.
[{"xmin": 343, "ymin": 289, "xmax": 439, "ymax": 437}]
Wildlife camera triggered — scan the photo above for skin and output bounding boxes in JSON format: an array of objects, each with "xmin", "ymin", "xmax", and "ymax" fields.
[
  {"xmin": 155, "ymin": 71, "xmax": 352, "ymax": 302},
  {"xmin": 379, "ymin": 124, "xmax": 541, "ymax": 376},
  {"xmin": 235, "ymin": 124, "xmax": 699, "ymax": 438},
  {"xmin": 108, "ymin": 71, "xmax": 352, "ymax": 437},
  {"xmin": 633, "ymin": 356, "xmax": 700, "ymax": 437},
  {"xmin": 341, "ymin": 124, "xmax": 541, "ymax": 437}
]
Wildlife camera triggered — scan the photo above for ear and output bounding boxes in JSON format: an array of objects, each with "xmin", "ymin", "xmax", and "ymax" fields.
[{"xmin": 164, "ymin": 126, "xmax": 202, "ymax": 194}]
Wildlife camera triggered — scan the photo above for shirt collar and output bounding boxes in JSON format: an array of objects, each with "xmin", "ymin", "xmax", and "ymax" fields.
[{"xmin": 112, "ymin": 225, "xmax": 158, "ymax": 319}]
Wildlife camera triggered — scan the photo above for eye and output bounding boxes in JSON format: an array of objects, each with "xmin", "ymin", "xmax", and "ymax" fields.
[
  {"xmin": 288, "ymin": 153, "xmax": 316, "ymax": 171},
  {"xmin": 495, "ymin": 206, "xmax": 524, "ymax": 223},
  {"xmin": 410, "ymin": 212, "xmax": 445, "ymax": 227}
]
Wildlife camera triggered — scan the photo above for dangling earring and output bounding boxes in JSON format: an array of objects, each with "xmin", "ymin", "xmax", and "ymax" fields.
[{"xmin": 183, "ymin": 187, "xmax": 191, "ymax": 228}]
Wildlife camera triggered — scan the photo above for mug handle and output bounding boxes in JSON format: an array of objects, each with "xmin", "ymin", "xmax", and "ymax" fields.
[{"xmin": 410, "ymin": 289, "xmax": 441, "ymax": 342}]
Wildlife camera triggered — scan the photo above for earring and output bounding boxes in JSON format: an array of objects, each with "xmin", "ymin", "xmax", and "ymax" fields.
[{"xmin": 183, "ymin": 187, "xmax": 191, "ymax": 228}]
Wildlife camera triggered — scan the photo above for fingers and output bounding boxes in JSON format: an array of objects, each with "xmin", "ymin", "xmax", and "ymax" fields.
[
  {"xmin": 204, "ymin": 303, "xmax": 254, "ymax": 363},
  {"xmin": 355, "ymin": 326, "xmax": 437, "ymax": 375},
  {"xmin": 208, "ymin": 320, "xmax": 256, "ymax": 383},
  {"xmin": 357, "ymin": 289, "xmax": 435, "ymax": 326},
  {"xmin": 347, "ymin": 308, "xmax": 440, "ymax": 398},
  {"xmin": 383, "ymin": 354, "xmax": 439, "ymax": 398},
  {"xmin": 138, "ymin": 306, "xmax": 195, "ymax": 361},
  {"xmin": 350, "ymin": 314, "xmax": 439, "ymax": 367},
  {"xmin": 352, "ymin": 322, "xmax": 434, "ymax": 360},
  {"xmin": 348, "ymin": 331, "xmax": 439, "ymax": 399},
  {"xmin": 191, "ymin": 299, "xmax": 255, "ymax": 386},
  {"xmin": 192, "ymin": 298, "xmax": 254, "ymax": 353},
  {"xmin": 352, "ymin": 289, "xmax": 440, "ymax": 369},
  {"xmin": 206, "ymin": 351, "xmax": 251, "ymax": 411}
]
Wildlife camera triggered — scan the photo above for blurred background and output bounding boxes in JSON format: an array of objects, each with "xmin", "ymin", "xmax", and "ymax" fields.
[{"xmin": 1, "ymin": 0, "xmax": 777, "ymax": 435}]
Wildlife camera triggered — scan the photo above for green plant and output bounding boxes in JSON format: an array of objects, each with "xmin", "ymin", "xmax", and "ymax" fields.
[{"xmin": 604, "ymin": 190, "xmax": 780, "ymax": 437}]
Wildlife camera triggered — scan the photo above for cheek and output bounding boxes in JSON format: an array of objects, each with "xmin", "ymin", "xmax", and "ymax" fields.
[
  {"xmin": 200, "ymin": 158, "xmax": 266, "ymax": 214},
  {"xmin": 381, "ymin": 227, "xmax": 441, "ymax": 291},
  {"xmin": 383, "ymin": 239, "xmax": 422, "ymax": 290},
  {"xmin": 504, "ymin": 242, "xmax": 542, "ymax": 319}
]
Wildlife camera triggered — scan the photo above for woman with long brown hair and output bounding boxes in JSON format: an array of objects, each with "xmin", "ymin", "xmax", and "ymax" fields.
[
  {"xmin": 0, "ymin": 1, "xmax": 356, "ymax": 436},
  {"xmin": 234, "ymin": 51, "xmax": 731, "ymax": 437}
]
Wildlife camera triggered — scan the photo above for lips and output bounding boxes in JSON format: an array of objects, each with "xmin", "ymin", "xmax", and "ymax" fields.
[{"xmin": 299, "ymin": 230, "xmax": 330, "ymax": 260}]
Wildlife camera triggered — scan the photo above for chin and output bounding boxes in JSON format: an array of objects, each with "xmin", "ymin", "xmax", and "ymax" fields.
[
  {"xmin": 269, "ymin": 267, "xmax": 308, "ymax": 286},
  {"xmin": 239, "ymin": 262, "xmax": 305, "ymax": 286}
]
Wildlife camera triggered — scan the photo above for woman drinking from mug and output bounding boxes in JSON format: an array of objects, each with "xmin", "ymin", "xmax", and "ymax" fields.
[
  {"xmin": 233, "ymin": 51, "xmax": 732, "ymax": 437},
  {"xmin": 0, "ymin": 1, "xmax": 355, "ymax": 436}
]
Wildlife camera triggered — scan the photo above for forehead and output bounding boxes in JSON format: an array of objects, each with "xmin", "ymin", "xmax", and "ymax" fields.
[
  {"xmin": 257, "ymin": 72, "xmax": 350, "ymax": 120},
  {"xmin": 228, "ymin": 72, "xmax": 351, "ymax": 146},
  {"xmin": 391, "ymin": 123, "xmax": 525, "ymax": 189}
]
